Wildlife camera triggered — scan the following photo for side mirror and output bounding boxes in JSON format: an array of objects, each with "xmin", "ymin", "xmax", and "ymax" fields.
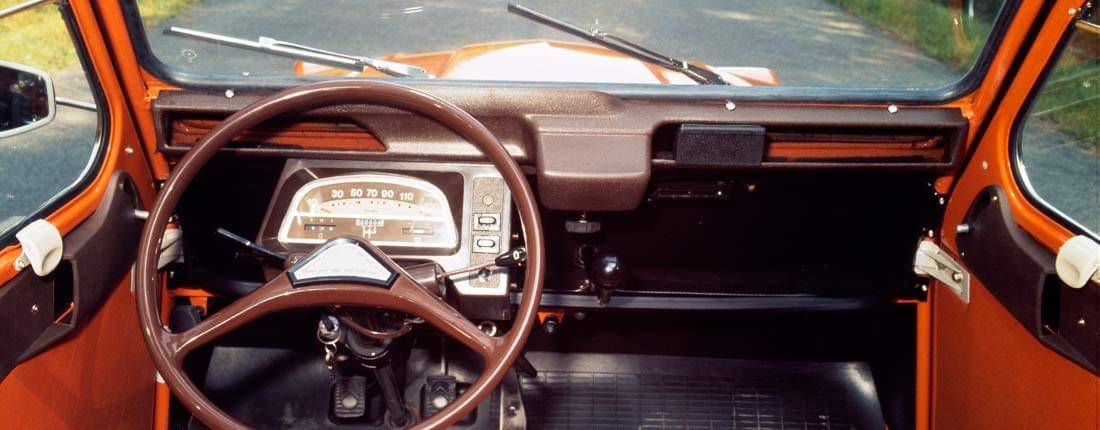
[{"xmin": 0, "ymin": 60, "xmax": 55, "ymax": 139}]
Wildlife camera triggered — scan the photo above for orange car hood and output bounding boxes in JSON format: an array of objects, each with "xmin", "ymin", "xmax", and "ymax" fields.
[{"xmin": 295, "ymin": 39, "xmax": 778, "ymax": 86}]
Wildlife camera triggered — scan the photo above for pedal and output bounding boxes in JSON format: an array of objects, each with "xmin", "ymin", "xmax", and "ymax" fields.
[
  {"xmin": 332, "ymin": 375, "xmax": 368, "ymax": 419},
  {"xmin": 420, "ymin": 375, "xmax": 458, "ymax": 419}
]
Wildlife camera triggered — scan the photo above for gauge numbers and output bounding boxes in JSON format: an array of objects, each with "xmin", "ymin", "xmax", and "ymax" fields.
[{"xmin": 278, "ymin": 173, "xmax": 458, "ymax": 250}]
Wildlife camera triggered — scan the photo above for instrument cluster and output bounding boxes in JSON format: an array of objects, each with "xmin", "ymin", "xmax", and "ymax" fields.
[{"xmin": 258, "ymin": 160, "xmax": 514, "ymax": 304}]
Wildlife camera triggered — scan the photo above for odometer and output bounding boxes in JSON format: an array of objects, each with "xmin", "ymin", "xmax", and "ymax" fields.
[{"xmin": 277, "ymin": 173, "xmax": 458, "ymax": 250}]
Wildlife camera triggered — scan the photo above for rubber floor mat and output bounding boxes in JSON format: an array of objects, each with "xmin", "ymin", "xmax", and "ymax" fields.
[{"xmin": 520, "ymin": 352, "xmax": 884, "ymax": 430}]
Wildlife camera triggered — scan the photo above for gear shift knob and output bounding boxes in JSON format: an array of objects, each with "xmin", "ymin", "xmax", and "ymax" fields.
[
  {"xmin": 587, "ymin": 252, "xmax": 627, "ymax": 304},
  {"xmin": 589, "ymin": 252, "xmax": 628, "ymax": 288}
]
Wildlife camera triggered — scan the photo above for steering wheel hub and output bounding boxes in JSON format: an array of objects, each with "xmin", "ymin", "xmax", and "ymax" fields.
[{"xmin": 287, "ymin": 237, "xmax": 399, "ymax": 287}]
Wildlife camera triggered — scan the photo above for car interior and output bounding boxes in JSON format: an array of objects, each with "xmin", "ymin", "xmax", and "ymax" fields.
[{"xmin": 0, "ymin": 1, "xmax": 1096, "ymax": 430}]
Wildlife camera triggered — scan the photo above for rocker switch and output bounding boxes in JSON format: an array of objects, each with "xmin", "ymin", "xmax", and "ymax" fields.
[
  {"xmin": 473, "ymin": 235, "xmax": 499, "ymax": 253},
  {"xmin": 473, "ymin": 213, "xmax": 500, "ymax": 231}
]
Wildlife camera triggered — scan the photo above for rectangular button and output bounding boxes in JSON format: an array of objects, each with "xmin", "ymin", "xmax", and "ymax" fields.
[
  {"xmin": 473, "ymin": 213, "xmax": 500, "ymax": 231},
  {"xmin": 472, "ymin": 235, "xmax": 499, "ymax": 253}
]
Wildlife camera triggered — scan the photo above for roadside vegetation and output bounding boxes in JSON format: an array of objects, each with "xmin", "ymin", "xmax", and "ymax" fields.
[
  {"xmin": 1029, "ymin": 34, "xmax": 1099, "ymax": 154},
  {"xmin": 828, "ymin": 0, "xmax": 1097, "ymax": 154},
  {"xmin": 825, "ymin": 0, "xmax": 994, "ymax": 70},
  {"xmin": 0, "ymin": 0, "xmax": 196, "ymax": 72}
]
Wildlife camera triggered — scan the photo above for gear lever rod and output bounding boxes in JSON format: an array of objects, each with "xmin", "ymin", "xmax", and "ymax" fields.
[
  {"xmin": 374, "ymin": 365, "xmax": 411, "ymax": 426},
  {"xmin": 214, "ymin": 227, "xmax": 287, "ymax": 264}
]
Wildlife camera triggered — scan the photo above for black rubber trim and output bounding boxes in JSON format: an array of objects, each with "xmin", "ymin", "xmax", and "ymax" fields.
[
  {"xmin": 0, "ymin": 1, "xmax": 110, "ymax": 248},
  {"xmin": 957, "ymin": 186, "xmax": 1097, "ymax": 373},
  {"xmin": 513, "ymin": 291, "xmax": 879, "ymax": 311},
  {"xmin": 116, "ymin": 0, "xmax": 1019, "ymax": 104},
  {"xmin": 0, "ymin": 268, "xmax": 56, "ymax": 380},
  {"xmin": 15, "ymin": 172, "xmax": 144, "ymax": 365}
]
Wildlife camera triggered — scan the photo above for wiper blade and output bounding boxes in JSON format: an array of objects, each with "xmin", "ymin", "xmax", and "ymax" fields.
[
  {"xmin": 164, "ymin": 26, "xmax": 433, "ymax": 79},
  {"xmin": 507, "ymin": 4, "xmax": 728, "ymax": 85}
]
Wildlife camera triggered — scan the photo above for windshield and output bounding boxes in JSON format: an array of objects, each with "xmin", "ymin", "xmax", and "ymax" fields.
[{"xmin": 135, "ymin": 0, "xmax": 1009, "ymax": 89}]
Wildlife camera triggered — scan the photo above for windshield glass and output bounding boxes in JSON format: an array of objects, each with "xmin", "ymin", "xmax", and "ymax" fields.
[{"xmin": 136, "ymin": 0, "xmax": 1009, "ymax": 89}]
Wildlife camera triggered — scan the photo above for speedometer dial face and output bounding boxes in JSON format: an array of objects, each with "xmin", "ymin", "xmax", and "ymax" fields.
[{"xmin": 278, "ymin": 173, "xmax": 458, "ymax": 250}]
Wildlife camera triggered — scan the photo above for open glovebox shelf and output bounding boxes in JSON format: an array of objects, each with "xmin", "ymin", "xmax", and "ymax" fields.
[{"xmin": 530, "ymin": 171, "xmax": 938, "ymax": 311}]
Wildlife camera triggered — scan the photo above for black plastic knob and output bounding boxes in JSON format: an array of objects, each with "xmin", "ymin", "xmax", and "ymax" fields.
[
  {"xmin": 588, "ymin": 252, "xmax": 628, "ymax": 289},
  {"xmin": 494, "ymin": 247, "xmax": 527, "ymax": 267}
]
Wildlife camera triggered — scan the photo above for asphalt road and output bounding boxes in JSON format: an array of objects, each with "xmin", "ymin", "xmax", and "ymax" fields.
[
  {"xmin": 148, "ymin": 0, "xmax": 956, "ymax": 87},
  {"xmin": 1021, "ymin": 128, "xmax": 1100, "ymax": 233},
  {"xmin": 1, "ymin": 0, "xmax": 1095, "ymax": 235},
  {"xmin": 0, "ymin": 69, "xmax": 98, "ymax": 231}
]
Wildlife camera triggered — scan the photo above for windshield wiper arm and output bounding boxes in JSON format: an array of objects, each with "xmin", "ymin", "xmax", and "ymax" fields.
[
  {"xmin": 164, "ymin": 26, "xmax": 432, "ymax": 79},
  {"xmin": 506, "ymin": 4, "xmax": 728, "ymax": 85}
]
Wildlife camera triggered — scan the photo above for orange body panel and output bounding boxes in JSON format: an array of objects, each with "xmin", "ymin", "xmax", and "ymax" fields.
[
  {"xmin": 932, "ymin": 279, "xmax": 1096, "ymax": 429},
  {"xmin": 293, "ymin": 39, "xmax": 775, "ymax": 86},
  {"xmin": 915, "ymin": 301, "xmax": 931, "ymax": 430},
  {"xmin": 0, "ymin": 1, "xmax": 158, "ymax": 428},
  {"xmin": 941, "ymin": 0, "xmax": 1083, "ymax": 254},
  {"xmin": 91, "ymin": 0, "xmax": 175, "ymax": 180},
  {"xmin": 933, "ymin": 0, "xmax": 1099, "ymax": 429},
  {"xmin": 0, "ymin": 275, "xmax": 156, "ymax": 429}
]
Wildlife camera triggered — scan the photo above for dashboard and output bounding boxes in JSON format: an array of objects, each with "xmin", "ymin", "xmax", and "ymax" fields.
[
  {"xmin": 258, "ymin": 159, "xmax": 514, "ymax": 297},
  {"xmin": 153, "ymin": 91, "xmax": 967, "ymax": 316}
]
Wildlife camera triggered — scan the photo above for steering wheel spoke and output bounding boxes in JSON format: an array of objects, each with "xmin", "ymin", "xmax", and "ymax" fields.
[
  {"xmin": 135, "ymin": 80, "xmax": 544, "ymax": 430},
  {"xmin": 167, "ymin": 274, "xmax": 292, "ymax": 360},
  {"xmin": 390, "ymin": 276, "xmax": 502, "ymax": 358},
  {"xmin": 167, "ymin": 269, "xmax": 500, "ymax": 363}
]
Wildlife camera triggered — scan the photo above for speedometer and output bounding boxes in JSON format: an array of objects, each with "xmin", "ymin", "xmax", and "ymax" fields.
[{"xmin": 277, "ymin": 173, "xmax": 458, "ymax": 250}]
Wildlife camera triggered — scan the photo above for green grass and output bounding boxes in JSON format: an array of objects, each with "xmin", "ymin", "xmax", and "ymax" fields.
[
  {"xmin": 0, "ymin": 0, "xmax": 196, "ymax": 73},
  {"xmin": 1028, "ymin": 60, "xmax": 1100, "ymax": 154},
  {"xmin": 828, "ymin": 0, "xmax": 1097, "ymax": 154},
  {"xmin": 825, "ymin": 0, "xmax": 993, "ymax": 71}
]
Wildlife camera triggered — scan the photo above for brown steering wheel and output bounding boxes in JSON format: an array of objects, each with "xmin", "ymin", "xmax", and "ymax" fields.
[{"xmin": 134, "ymin": 80, "xmax": 545, "ymax": 429}]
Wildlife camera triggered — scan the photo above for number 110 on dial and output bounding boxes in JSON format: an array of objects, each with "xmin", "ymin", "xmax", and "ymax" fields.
[{"xmin": 278, "ymin": 173, "xmax": 457, "ymax": 250}]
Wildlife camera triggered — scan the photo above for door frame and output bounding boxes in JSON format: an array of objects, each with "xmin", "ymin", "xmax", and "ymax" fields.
[{"xmin": 931, "ymin": 0, "xmax": 1097, "ymax": 428}]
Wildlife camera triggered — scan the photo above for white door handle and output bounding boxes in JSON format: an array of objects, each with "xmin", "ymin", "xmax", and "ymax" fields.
[{"xmin": 1056, "ymin": 235, "xmax": 1100, "ymax": 289}]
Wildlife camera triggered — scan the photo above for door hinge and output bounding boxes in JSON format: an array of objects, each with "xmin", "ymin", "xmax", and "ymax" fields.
[{"xmin": 914, "ymin": 239, "xmax": 970, "ymax": 303}]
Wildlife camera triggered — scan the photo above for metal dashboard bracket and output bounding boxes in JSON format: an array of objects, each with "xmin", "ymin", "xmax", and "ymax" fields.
[{"xmin": 914, "ymin": 239, "xmax": 970, "ymax": 303}]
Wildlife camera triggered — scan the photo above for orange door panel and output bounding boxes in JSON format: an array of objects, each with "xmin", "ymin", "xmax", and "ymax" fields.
[
  {"xmin": 933, "ymin": 1, "xmax": 1099, "ymax": 428},
  {"xmin": 0, "ymin": 0, "xmax": 158, "ymax": 428},
  {"xmin": 0, "ymin": 275, "xmax": 156, "ymax": 428}
]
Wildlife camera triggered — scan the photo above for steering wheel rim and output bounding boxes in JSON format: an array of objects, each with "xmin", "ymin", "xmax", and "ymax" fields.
[{"xmin": 134, "ymin": 80, "xmax": 545, "ymax": 429}]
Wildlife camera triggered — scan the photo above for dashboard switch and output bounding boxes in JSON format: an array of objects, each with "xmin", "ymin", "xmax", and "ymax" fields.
[
  {"xmin": 473, "ymin": 235, "xmax": 500, "ymax": 253},
  {"xmin": 473, "ymin": 213, "xmax": 500, "ymax": 231}
]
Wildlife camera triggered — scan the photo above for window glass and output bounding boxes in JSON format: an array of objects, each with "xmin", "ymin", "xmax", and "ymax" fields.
[
  {"xmin": 136, "ymin": 0, "xmax": 1007, "ymax": 89},
  {"xmin": 0, "ymin": 1, "xmax": 100, "ymax": 236},
  {"xmin": 1018, "ymin": 15, "xmax": 1099, "ymax": 234}
]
